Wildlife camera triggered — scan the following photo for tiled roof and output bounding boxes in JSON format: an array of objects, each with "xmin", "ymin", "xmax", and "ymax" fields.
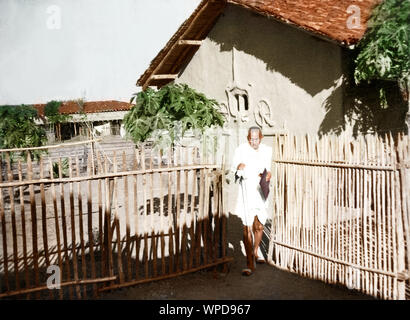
[
  {"xmin": 230, "ymin": 0, "xmax": 381, "ymax": 45},
  {"xmin": 137, "ymin": 0, "xmax": 381, "ymax": 89},
  {"xmin": 34, "ymin": 100, "xmax": 132, "ymax": 117}
]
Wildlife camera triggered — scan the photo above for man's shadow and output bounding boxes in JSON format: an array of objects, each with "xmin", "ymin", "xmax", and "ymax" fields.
[{"xmin": 226, "ymin": 213, "xmax": 271, "ymax": 272}]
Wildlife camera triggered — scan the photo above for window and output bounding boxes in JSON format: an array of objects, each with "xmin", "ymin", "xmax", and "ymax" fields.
[{"xmin": 235, "ymin": 94, "xmax": 249, "ymax": 112}]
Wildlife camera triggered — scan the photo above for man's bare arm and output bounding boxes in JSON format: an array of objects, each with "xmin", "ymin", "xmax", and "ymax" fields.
[{"xmin": 259, "ymin": 171, "xmax": 272, "ymax": 181}]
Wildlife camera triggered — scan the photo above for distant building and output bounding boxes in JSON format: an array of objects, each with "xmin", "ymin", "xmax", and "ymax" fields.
[{"xmin": 34, "ymin": 100, "xmax": 132, "ymax": 141}]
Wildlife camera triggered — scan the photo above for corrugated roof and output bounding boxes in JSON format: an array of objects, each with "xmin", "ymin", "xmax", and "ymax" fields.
[
  {"xmin": 137, "ymin": 0, "xmax": 381, "ymax": 89},
  {"xmin": 34, "ymin": 100, "xmax": 132, "ymax": 117}
]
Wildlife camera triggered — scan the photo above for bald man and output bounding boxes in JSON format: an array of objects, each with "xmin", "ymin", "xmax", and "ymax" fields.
[{"xmin": 231, "ymin": 127, "xmax": 272, "ymax": 276}]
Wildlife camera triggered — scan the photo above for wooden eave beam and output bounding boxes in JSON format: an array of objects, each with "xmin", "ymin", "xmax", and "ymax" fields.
[
  {"xmin": 178, "ymin": 40, "xmax": 203, "ymax": 45},
  {"xmin": 149, "ymin": 74, "xmax": 178, "ymax": 80},
  {"xmin": 141, "ymin": 0, "xmax": 226, "ymax": 90}
]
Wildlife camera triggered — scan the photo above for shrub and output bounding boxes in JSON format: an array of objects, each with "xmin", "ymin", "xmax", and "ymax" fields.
[
  {"xmin": 0, "ymin": 104, "xmax": 47, "ymax": 160},
  {"xmin": 52, "ymin": 158, "xmax": 69, "ymax": 178},
  {"xmin": 123, "ymin": 83, "xmax": 225, "ymax": 148}
]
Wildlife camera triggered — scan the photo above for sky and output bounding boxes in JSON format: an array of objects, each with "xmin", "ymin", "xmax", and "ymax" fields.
[
  {"xmin": 0, "ymin": 0, "xmax": 202, "ymax": 104},
  {"xmin": 131, "ymin": 0, "xmax": 202, "ymax": 82}
]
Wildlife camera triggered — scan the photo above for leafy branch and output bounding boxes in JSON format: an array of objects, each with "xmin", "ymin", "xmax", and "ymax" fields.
[
  {"xmin": 123, "ymin": 83, "xmax": 225, "ymax": 148},
  {"xmin": 354, "ymin": 0, "xmax": 409, "ymax": 87}
]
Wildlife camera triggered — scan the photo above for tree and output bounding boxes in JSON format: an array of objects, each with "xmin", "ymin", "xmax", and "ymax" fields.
[
  {"xmin": 44, "ymin": 100, "xmax": 71, "ymax": 141},
  {"xmin": 354, "ymin": 0, "xmax": 410, "ymax": 104},
  {"xmin": 123, "ymin": 83, "xmax": 225, "ymax": 148},
  {"xmin": 0, "ymin": 105, "xmax": 47, "ymax": 160}
]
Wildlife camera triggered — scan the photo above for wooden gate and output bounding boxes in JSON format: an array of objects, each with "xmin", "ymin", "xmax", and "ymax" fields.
[
  {"xmin": 0, "ymin": 140, "xmax": 230, "ymax": 299},
  {"xmin": 268, "ymin": 133, "xmax": 410, "ymax": 300}
]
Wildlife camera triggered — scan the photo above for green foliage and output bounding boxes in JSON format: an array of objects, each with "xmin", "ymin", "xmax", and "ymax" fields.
[
  {"xmin": 45, "ymin": 100, "xmax": 71, "ymax": 125},
  {"xmin": 354, "ymin": 0, "xmax": 410, "ymax": 84},
  {"xmin": 44, "ymin": 100, "xmax": 62, "ymax": 117},
  {"xmin": 123, "ymin": 83, "xmax": 225, "ymax": 147},
  {"xmin": 0, "ymin": 105, "xmax": 47, "ymax": 160},
  {"xmin": 52, "ymin": 158, "xmax": 69, "ymax": 178},
  {"xmin": 320, "ymin": 49, "xmax": 408, "ymax": 137}
]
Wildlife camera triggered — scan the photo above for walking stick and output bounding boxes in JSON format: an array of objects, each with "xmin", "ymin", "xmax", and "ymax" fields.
[
  {"xmin": 238, "ymin": 173, "xmax": 255, "ymax": 270},
  {"xmin": 239, "ymin": 177, "xmax": 250, "ymax": 227}
]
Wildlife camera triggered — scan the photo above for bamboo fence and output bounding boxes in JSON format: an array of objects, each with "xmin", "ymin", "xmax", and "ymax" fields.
[
  {"xmin": 0, "ymin": 140, "xmax": 230, "ymax": 299},
  {"xmin": 268, "ymin": 133, "xmax": 410, "ymax": 300}
]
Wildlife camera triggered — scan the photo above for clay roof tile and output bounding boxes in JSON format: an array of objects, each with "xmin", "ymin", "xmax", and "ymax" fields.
[{"xmin": 34, "ymin": 100, "xmax": 132, "ymax": 117}]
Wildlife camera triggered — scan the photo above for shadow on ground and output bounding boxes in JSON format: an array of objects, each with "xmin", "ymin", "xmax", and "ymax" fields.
[{"xmin": 100, "ymin": 214, "xmax": 374, "ymax": 300}]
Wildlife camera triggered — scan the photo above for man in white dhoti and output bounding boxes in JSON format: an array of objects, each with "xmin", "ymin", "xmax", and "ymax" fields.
[{"xmin": 231, "ymin": 127, "xmax": 272, "ymax": 276}]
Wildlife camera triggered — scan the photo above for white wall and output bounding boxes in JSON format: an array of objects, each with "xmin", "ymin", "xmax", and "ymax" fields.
[
  {"xmin": 177, "ymin": 4, "xmax": 345, "ymax": 138},
  {"xmin": 0, "ymin": 0, "xmax": 201, "ymax": 105}
]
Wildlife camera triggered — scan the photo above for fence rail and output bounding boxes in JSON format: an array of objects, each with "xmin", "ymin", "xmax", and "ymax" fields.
[
  {"xmin": 268, "ymin": 133, "xmax": 410, "ymax": 300},
  {"xmin": 0, "ymin": 141, "xmax": 230, "ymax": 299}
]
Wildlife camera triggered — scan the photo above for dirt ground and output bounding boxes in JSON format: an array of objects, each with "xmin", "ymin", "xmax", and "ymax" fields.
[{"xmin": 100, "ymin": 214, "xmax": 373, "ymax": 300}]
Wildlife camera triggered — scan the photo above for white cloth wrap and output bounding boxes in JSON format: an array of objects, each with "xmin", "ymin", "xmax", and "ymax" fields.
[{"xmin": 231, "ymin": 142, "xmax": 272, "ymax": 227}]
